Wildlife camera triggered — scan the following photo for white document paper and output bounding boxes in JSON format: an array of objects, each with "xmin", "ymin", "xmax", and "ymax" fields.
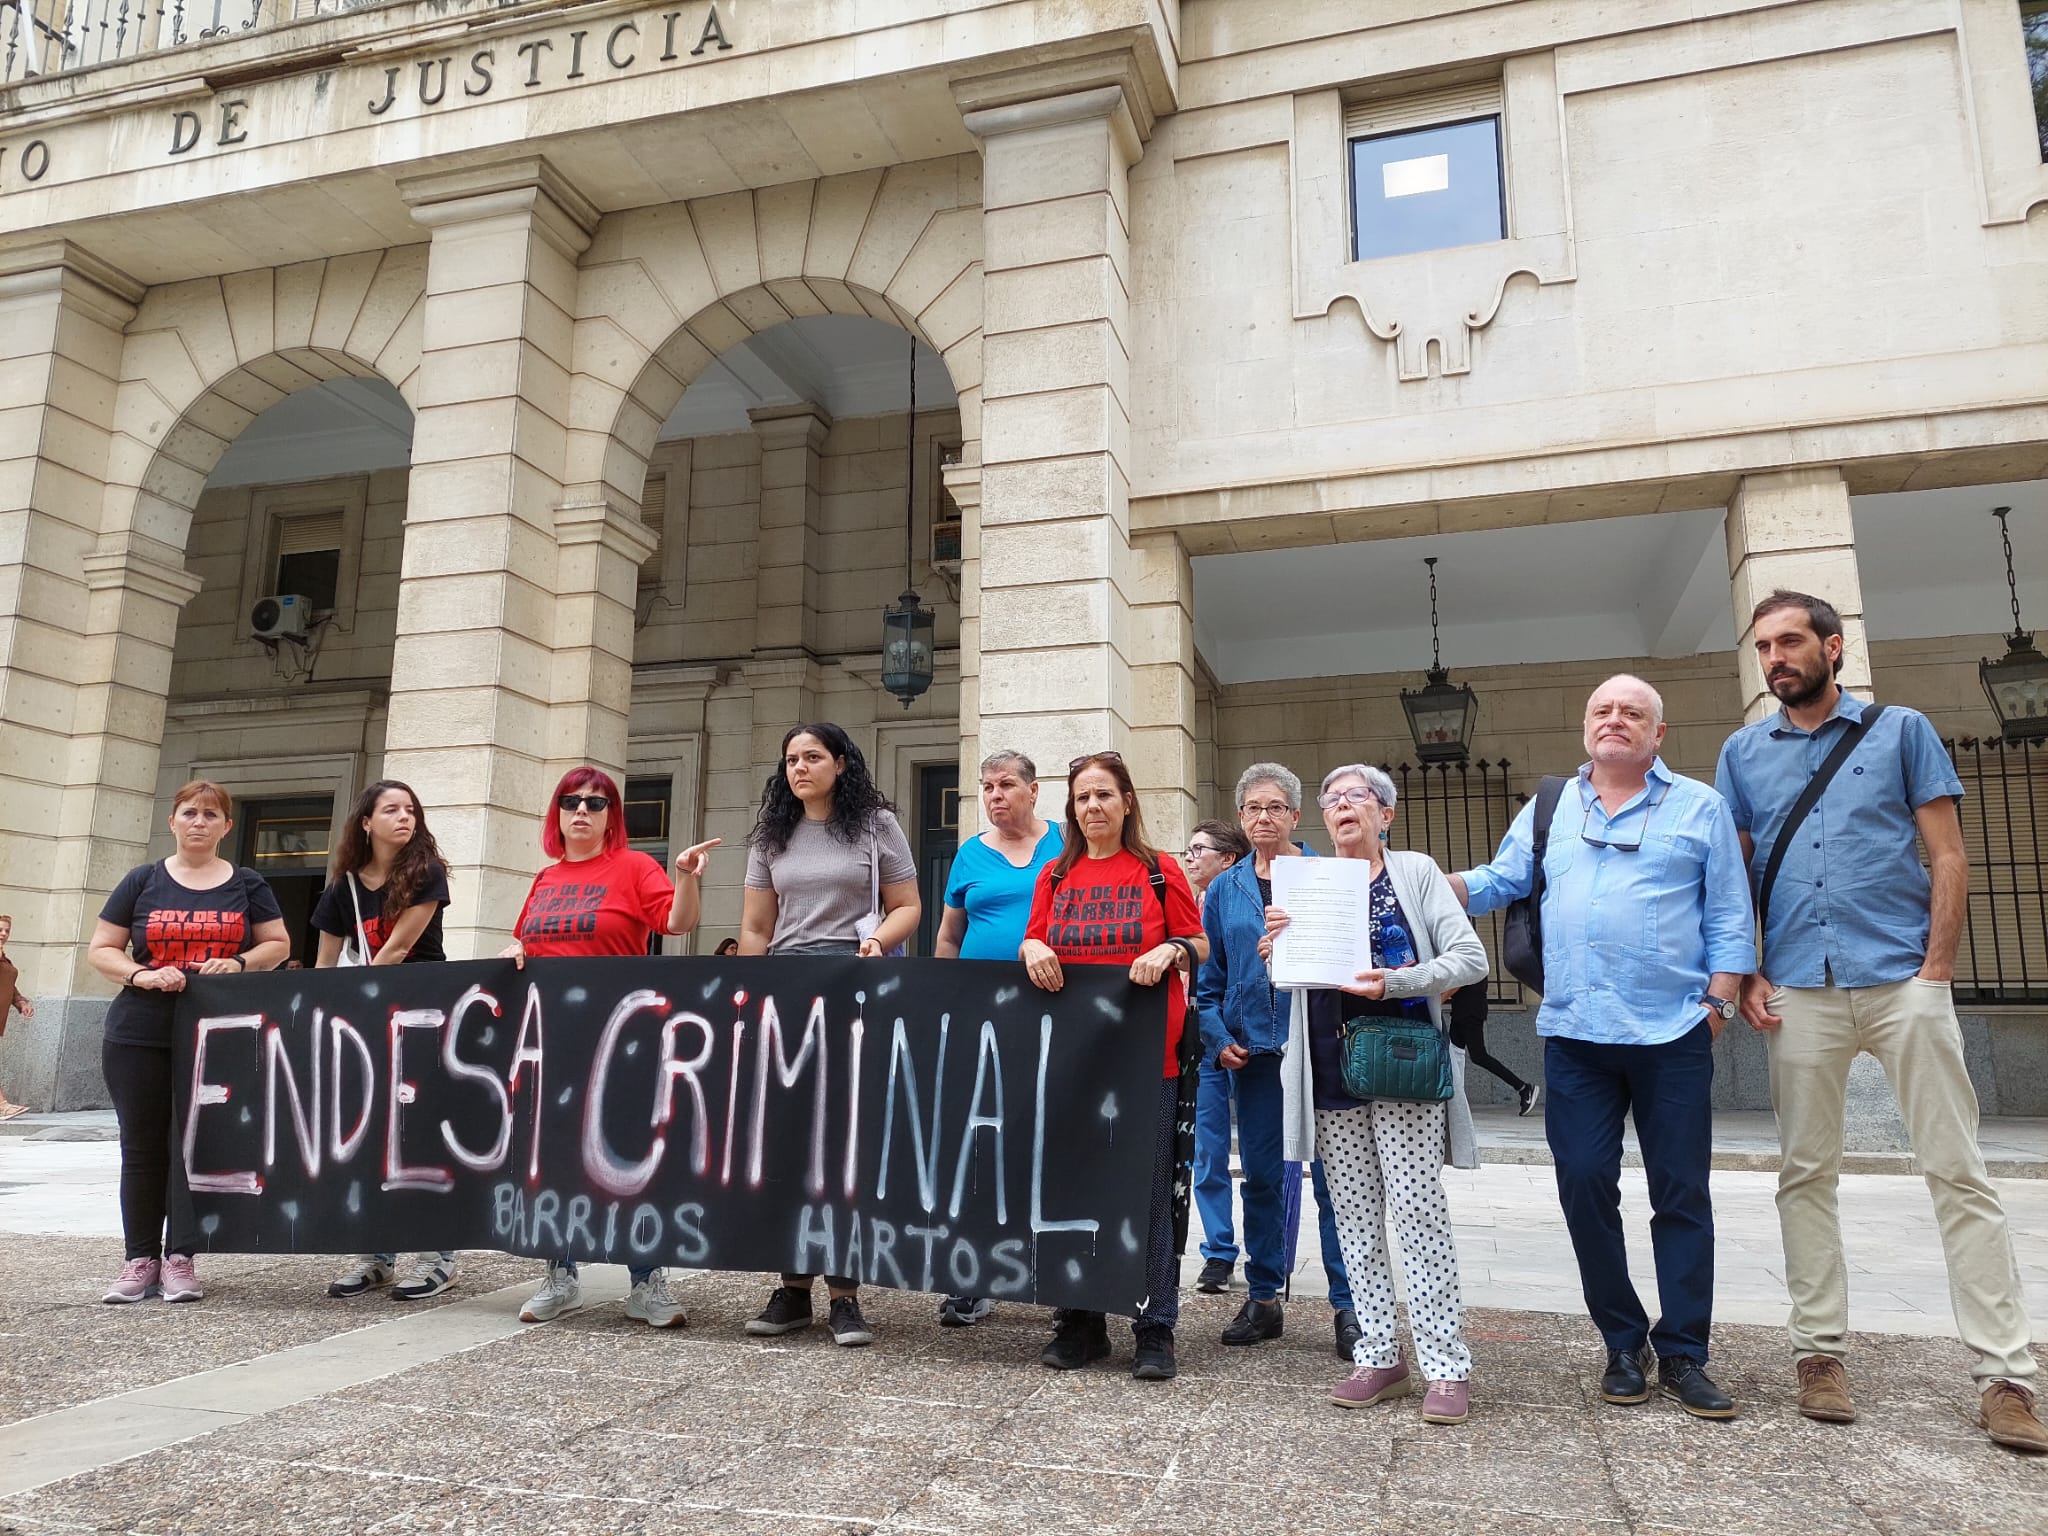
[{"xmin": 1268, "ymin": 855, "xmax": 1376, "ymax": 991}]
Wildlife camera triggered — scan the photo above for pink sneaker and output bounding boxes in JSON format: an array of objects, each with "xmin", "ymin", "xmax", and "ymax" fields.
[
  {"xmin": 102, "ymin": 1257, "xmax": 159, "ymax": 1304},
  {"xmin": 159, "ymin": 1254, "xmax": 203, "ymax": 1303},
  {"xmin": 1331, "ymin": 1353, "xmax": 1412, "ymax": 1408},
  {"xmin": 1422, "ymin": 1379, "xmax": 1471, "ymax": 1424}
]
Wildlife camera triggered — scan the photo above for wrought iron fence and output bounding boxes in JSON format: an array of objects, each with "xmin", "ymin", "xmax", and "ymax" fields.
[
  {"xmin": 1378, "ymin": 757, "xmax": 1532, "ymax": 1007},
  {"xmin": 1380, "ymin": 739, "xmax": 2048, "ymax": 1008},
  {"xmin": 1948, "ymin": 736, "xmax": 2048, "ymax": 1004}
]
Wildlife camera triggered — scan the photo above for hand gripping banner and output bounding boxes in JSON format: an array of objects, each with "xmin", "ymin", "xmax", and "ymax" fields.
[{"xmin": 173, "ymin": 956, "xmax": 1168, "ymax": 1315}]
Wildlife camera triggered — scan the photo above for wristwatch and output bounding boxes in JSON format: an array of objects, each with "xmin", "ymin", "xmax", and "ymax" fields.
[{"xmin": 1702, "ymin": 995, "xmax": 1738, "ymax": 1022}]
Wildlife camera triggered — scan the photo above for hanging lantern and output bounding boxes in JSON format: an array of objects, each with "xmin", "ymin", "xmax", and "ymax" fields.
[
  {"xmin": 881, "ymin": 588, "xmax": 936, "ymax": 708},
  {"xmin": 1399, "ymin": 556, "xmax": 1479, "ymax": 763},
  {"xmin": 1980, "ymin": 507, "xmax": 2048, "ymax": 743}
]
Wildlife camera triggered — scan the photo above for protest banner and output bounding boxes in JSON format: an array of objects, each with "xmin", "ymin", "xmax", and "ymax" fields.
[{"xmin": 174, "ymin": 955, "xmax": 1168, "ymax": 1314}]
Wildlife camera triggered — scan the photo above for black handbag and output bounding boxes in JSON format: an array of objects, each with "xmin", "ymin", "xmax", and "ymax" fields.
[
  {"xmin": 1337, "ymin": 1013, "xmax": 1453, "ymax": 1102},
  {"xmin": 1501, "ymin": 775, "xmax": 1568, "ymax": 993}
]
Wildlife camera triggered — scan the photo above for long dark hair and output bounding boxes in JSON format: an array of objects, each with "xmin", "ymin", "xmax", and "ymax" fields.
[
  {"xmin": 749, "ymin": 722, "xmax": 894, "ymax": 858},
  {"xmin": 331, "ymin": 780, "xmax": 449, "ymax": 917},
  {"xmin": 1050, "ymin": 752, "xmax": 1161, "ymax": 881}
]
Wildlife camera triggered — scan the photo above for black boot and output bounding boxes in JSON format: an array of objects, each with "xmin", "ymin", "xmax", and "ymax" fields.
[
  {"xmin": 1600, "ymin": 1344, "xmax": 1651, "ymax": 1404},
  {"xmin": 1219, "ymin": 1297, "xmax": 1283, "ymax": 1346},
  {"xmin": 1659, "ymin": 1356, "xmax": 1737, "ymax": 1419},
  {"xmin": 1041, "ymin": 1309, "xmax": 1111, "ymax": 1371}
]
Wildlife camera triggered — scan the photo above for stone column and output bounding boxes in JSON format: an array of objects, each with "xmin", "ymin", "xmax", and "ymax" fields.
[
  {"xmin": 1126, "ymin": 529, "xmax": 1198, "ymax": 847},
  {"xmin": 389, "ymin": 158, "xmax": 652, "ymax": 957},
  {"xmin": 1726, "ymin": 468, "xmax": 1871, "ymax": 721},
  {"xmin": 0, "ymin": 242, "xmax": 206, "ymax": 1107},
  {"xmin": 962, "ymin": 78, "xmax": 1188, "ymax": 829},
  {"xmin": 749, "ymin": 403, "xmax": 831, "ymax": 658},
  {"xmin": 945, "ymin": 456, "xmax": 985, "ymax": 836}
]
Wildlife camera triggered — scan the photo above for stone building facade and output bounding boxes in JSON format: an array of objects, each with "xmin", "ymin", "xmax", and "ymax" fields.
[{"xmin": 2, "ymin": 0, "xmax": 2045, "ymax": 1109}]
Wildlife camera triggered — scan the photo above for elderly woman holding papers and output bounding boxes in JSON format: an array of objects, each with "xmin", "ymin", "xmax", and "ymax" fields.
[{"xmin": 1263, "ymin": 763, "xmax": 1486, "ymax": 1425}]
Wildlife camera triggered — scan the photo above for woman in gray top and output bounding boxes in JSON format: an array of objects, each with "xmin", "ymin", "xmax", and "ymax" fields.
[{"xmin": 739, "ymin": 721, "xmax": 920, "ymax": 1346}]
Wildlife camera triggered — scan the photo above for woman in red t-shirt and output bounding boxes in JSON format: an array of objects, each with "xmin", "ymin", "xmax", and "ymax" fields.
[
  {"xmin": 1023, "ymin": 750, "xmax": 1208, "ymax": 1384},
  {"xmin": 498, "ymin": 765, "xmax": 718, "ymax": 1332}
]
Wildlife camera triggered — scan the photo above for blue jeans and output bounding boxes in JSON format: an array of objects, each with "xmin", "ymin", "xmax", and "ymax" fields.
[
  {"xmin": 1544, "ymin": 1022, "xmax": 1716, "ymax": 1362},
  {"xmin": 1233, "ymin": 1053, "xmax": 1354, "ymax": 1308},
  {"xmin": 1193, "ymin": 1058, "xmax": 1238, "ymax": 1264},
  {"xmin": 557, "ymin": 1258, "xmax": 657, "ymax": 1285}
]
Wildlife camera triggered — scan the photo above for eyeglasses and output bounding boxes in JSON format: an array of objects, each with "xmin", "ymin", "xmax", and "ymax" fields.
[
  {"xmin": 558, "ymin": 794, "xmax": 612, "ymax": 813},
  {"xmin": 1068, "ymin": 750, "xmax": 1124, "ymax": 774},
  {"xmin": 1578, "ymin": 782, "xmax": 1668, "ymax": 852},
  {"xmin": 1186, "ymin": 842, "xmax": 1221, "ymax": 858},
  {"xmin": 1239, "ymin": 801, "xmax": 1294, "ymax": 820},
  {"xmin": 1317, "ymin": 787, "xmax": 1382, "ymax": 810}
]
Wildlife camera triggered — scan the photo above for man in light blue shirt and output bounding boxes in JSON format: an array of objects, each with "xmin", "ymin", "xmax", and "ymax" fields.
[
  {"xmin": 1454, "ymin": 675, "xmax": 1752, "ymax": 1420},
  {"xmin": 1716, "ymin": 590, "xmax": 2043, "ymax": 1452}
]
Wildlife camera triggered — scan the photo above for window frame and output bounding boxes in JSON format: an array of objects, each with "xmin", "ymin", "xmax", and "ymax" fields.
[{"xmin": 1347, "ymin": 111, "xmax": 1509, "ymax": 264}]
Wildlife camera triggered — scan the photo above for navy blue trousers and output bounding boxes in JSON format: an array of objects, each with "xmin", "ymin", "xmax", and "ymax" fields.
[{"xmin": 1543, "ymin": 1021, "xmax": 1715, "ymax": 1363}]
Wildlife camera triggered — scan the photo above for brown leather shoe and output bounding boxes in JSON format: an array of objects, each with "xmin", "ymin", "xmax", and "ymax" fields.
[
  {"xmin": 1981, "ymin": 1381, "xmax": 2048, "ymax": 1454},
  {"xmin": 1794, "ymin": 1355, "xmax": 1856, "ymax": 1424}
]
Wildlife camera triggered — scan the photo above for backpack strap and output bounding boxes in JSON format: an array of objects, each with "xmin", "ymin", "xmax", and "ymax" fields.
[
  {"xmin": 1527, "ymin": 774, "xmax": 1569, "ymax": 899},
  {"xmin": 1756, "ymin": 704, "xmax": 1886, "ymax": 940}
]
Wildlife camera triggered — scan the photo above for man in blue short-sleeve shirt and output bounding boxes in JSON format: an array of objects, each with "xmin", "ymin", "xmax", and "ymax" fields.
[{"xmin": 1716, "ymin": 590, "xmax": 2043, "ymax": 1453}]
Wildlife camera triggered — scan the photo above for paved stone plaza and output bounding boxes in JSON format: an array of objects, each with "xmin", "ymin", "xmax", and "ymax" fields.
[{"xmin": 3, "ymin": 1123, "xmax": 2044, "ymax": 1535}]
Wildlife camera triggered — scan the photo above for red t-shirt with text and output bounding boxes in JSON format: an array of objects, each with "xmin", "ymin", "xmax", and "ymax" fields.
[
  {"xmin": 514, "ymin": 848, "xmax": 673, "ymax": 958},
  {"xmin": 1026, "ymin": 847, "xmax": 1201, "ymax": 1078}
]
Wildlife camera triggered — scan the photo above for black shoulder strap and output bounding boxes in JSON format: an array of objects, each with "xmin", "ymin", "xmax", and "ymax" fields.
[
  {"xmin": 1528, "ymin": 775, "xmax": 1569, "ymax": 869},
  {"xmin": 1757, "ymin": 705, "xmax": 1886, "ymax": 938}
]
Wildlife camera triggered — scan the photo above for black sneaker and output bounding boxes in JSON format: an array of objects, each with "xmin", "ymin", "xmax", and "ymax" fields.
[
  {"xmin": 745, "ymin": 1284, "xmax": 814, "ymax": 1336},
  {"xmin": 1659, "ymin": 1356, "xmax": 1737, "ymax": 1419},
  {"xmin": 1132, "ymin": 1323, "xmax": 1178, "ymax": 1381},
  {"xmin": 1219, "ymin": 1297, "xmax": 1283, "ymax": 1346},
  {"xmin": 828, "ymin": 1294, "xmax": 873, "ymax": 1347},
  {"xmin": 1041, "ymin": 1309, "xmax": 1111, "ymax": 1370},
  {"xmin": 1518, "ymin": 1082, "xmax": 1541, "ymax": 1117},
  {"xmin": 938, "ymin": 1294, "xmax": 992, "ymax": 1328},
  {"xmin": 1600, "ymin": 1344, "xmax": 1652, "ymax": 1405},
  {"xmin": 1333, "ymin": 1307, "xmax": 1364, "ymax": 1362},
  {"xmin": 1194, "ymin": 1258, "xmax": 1233, "ymax": 1293}
]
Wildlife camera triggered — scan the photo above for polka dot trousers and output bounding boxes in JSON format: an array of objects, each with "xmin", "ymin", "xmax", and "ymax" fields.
[{"xmin": 1315, "ymin": 1100, "xmax": 1472, "ymax": 1382}]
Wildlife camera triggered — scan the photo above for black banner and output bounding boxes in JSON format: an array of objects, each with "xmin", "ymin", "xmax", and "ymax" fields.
[{"xmin": 172, "ymin": 956, "xmax": 1167, "ymax": 1314}]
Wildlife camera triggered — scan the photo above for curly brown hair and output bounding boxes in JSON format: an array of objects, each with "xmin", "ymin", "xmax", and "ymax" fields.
[{"xmin": 330, "ymin": 781, "xmax": 449, "ymax": 917}]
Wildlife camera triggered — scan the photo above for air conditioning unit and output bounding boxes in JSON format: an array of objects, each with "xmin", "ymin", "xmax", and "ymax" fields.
[{"xmin": 250, "ymin": 594, "xmax": 310, "ymax": 641}]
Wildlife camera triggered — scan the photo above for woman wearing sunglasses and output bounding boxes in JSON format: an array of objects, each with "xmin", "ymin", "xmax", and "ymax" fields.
[
  {"xmin": 501, "ymin": 765, "xmax": 718, "ymax": 1329},
  {"xmin": 1023, "ymin": 750, "xmax": 1208, "ymax": 1381},
  {"xmin": 1263, "ymin": 764, "xmax": 1486, "ymax": 1425}
]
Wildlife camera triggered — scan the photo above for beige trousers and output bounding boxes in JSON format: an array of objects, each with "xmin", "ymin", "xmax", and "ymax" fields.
[{"xmin": 1768, "ymin": 977, "xmax": 2036, "ymax": 1383}]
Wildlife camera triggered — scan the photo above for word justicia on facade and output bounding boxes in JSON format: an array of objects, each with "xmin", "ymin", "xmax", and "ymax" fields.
[
  {"xmin": 173, "ymin": 955, "xmax": 1168, "ymax": 1315},
  {"xmin": 363, "ymin": 2, "xmax": 732, "ymax": 118}
]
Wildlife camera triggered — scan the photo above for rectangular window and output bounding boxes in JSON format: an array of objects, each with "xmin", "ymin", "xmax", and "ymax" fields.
[
  {"xmin": 1350, "ymin": 116, "xmax": 1506, "ymax": 262},
  {"xmin": 624, "ymin": 775, "xmax": 673, "ymax": 956},
  {"xmin": 2026, "ymin": 2, "xmax": 2048, "ymax": 159},
  {"xmin": 274, "ymin": 511, "xmax": 343, "ymax": 613}
]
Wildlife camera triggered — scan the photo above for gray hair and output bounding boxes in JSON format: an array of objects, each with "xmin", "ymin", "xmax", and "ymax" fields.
[
  {"xmin": 1589, "ymin": 674, "xmax": 1665, "ymax": 727},
  {"xmin": 978, "ymin": 750, "xmax": 1037, "ymax": 782},
  {"xmin": 1235, "ymin": 762, "xmax": 1302, "ymax": 810},
  {"xmin": 1319, "ymin": 763, "xmax": 1398, "ymax": 811}
]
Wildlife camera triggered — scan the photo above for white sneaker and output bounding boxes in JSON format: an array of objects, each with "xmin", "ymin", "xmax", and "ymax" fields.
[
  {"xmin": 392, "ymin": 1254, "xmax": 459, "ymax": 1301},
  {"xmin": 327, "ymin": 1257, "xmax": 395, "ymax": 1298},
  {"xmin": 519, "ymin": 1262, "xmax": 583, "ymax": 1323},
  {"xmin": 624, "ymin": 1270, "xmax": 688, "ymax": 1329}
]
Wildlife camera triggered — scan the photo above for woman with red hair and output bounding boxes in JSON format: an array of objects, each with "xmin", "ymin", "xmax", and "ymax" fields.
[{"xmin": 500, "ymin": 766, "xmax": 719, "ymax": 1328}]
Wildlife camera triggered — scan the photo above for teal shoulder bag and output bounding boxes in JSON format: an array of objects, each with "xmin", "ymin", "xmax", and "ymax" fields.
[{"xmin": 1337, "ymin": 1012, "xmax": 1453, "ymax": 1103}]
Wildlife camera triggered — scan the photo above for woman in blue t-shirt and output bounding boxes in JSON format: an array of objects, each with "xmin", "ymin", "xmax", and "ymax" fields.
[
  {"xmin": 929, "ymin": 749, "xmax": 1061, "ymax": 1327},
  {"xmin": 312, "ymin": 780, "xmax": 460, "ymax": 1304}
]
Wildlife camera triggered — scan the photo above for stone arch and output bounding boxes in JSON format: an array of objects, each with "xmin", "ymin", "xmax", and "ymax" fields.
[
  {"xmin": 103, "ymin": 248, "xmax": 426, "ymax": 557},
  {"xmin": 568, "ymin": 156, "xmax": 984, "ymax": 512}
]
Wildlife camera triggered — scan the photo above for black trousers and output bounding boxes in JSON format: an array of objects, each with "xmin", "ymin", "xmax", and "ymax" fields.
[
  {"xmin": 103, "ymin": 1038, "xmax": 197, "ymax": 1261},
  {"xmin": 1448, "ymin": 1004, "xmax": 1530, "ymax": 1096}
]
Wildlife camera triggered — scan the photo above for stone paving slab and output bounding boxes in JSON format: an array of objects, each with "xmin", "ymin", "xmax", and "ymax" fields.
[{"xmin": 1, "ymin": 1264, "xmax": 2043, "ymax": 1536}]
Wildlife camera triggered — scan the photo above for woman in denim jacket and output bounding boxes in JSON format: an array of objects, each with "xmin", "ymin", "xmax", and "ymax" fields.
[{"xmin": 1193, "ymin": 763, "xmax": 1360, "ymax": 1361}]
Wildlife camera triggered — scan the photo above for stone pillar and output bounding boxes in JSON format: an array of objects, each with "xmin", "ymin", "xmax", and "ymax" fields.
[
  {"xmin": 749, "ymin": 403, "xmax": 831, "ymax": 658},
  {"xmin": 945, "ymin": 456, "xmax": 985, "ymax": 836},
  {"xmin": 962, "ymin": 78, "xmax": 1187, "ymax": 829},
  {"xmin": 0, "ymin": 242, "xmax": 205, "ymax": 1108},
  {"xmin": 389, "ymin": 158, "xmax": 653, "ymax": 957},
  {"xmin": 1127, "ymin": 530, "xmax": 1198, "ymax": 848},
  {"xmin": 1726, "ymin": 468, "xmax": 1871, "ymax": 721}
]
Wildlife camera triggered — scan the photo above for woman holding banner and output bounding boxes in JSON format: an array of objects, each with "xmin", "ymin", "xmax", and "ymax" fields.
[
  {"xmin": 1262, "ymin": 764, "xmax": 1485, "ymax": 1426},
  {"xmin": 740, "ymin": 722, "xmax": 920, "ymax": 1347},
  {"xmin": 1022, "ymin": 751, "xmax": 1208, "ymax": 1382},
  {"xmin": 315, "ymin": 781, "xmax": 462, "ymax": 1303},
  {"xmin": 87, "ymin": 780, "xmax": 290, "ymax": 1304},
  {"xmin": 929, "ymin": 749, "xmax": 1061, "ymax": 1329},
  {"xmin": 500, "ymin": 766, "xmax": 718, "ymax": 1330}
]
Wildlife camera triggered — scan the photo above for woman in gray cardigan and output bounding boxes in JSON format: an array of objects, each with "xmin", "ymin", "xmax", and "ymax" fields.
[{"xmin": 1264, "ymin": 763, "xmax": 1487, "ymax": 1426}]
